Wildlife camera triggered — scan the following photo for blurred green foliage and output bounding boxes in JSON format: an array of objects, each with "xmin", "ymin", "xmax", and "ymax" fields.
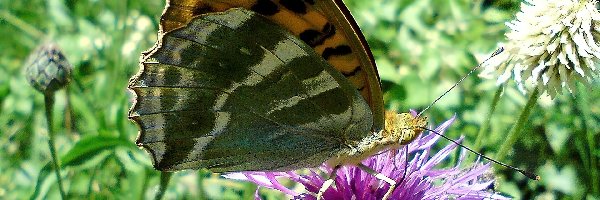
[{"xmin": 0, "ymin": 0, "xmax": 598, "ymax": 199}]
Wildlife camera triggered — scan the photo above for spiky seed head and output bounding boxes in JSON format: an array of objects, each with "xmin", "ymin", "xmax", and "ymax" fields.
[{"xmin": 25, "ymin": 43, "xmax": 72, "ymax": 94}]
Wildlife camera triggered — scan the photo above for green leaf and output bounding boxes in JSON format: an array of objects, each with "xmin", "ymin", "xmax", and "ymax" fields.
[{"xmin": 61, "ymin": 135, "xmax": 136, "ymax": 167}]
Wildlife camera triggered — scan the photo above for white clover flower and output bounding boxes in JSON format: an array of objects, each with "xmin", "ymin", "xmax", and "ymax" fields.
[{"xmin": 481, "ymin": 0, "xmax": 600, "ymax": 98}]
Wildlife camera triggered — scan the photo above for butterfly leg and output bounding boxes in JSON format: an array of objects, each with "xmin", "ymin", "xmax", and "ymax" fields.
[
  {"xmin": 317, "ymin": 165, "xmax": 341, "ymax": 200},
  {"xmin": 387, "ymin": 146, "xmax": 410, "ymax": 199},
  {"xmin": 356, "ymin": 163, "xmax": 397, "ymax": 200}
]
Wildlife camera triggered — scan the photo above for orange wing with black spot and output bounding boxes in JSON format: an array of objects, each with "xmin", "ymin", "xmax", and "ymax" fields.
[{"xmin": 153, "ymin": 0, "xmax": 384, "ymax": 131}]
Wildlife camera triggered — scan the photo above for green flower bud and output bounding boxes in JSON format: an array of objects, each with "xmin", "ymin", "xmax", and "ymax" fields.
[{"xmin": 24, "ymin": 43, "xmax": 72, "ymax": 94}]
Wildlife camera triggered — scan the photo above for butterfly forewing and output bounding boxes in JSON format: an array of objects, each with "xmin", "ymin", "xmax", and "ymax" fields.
[
  {"xmin": 316, "ymin": 0, "xmax": 384, "ymax": 129},
  {"xmin": 130, "ymin": 9, "xmax": 374, "ymax": 171},
  {"xmin": 158, "ymin": 0, "xmax": 384, "ymax": 131}
]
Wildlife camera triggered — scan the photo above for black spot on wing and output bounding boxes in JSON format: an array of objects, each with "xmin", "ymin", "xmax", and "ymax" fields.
[
  {"xmin": 252, "ymin": 0, "xmax": 279, "ymax": 16},
  {"xmin": 280, "ymin": 0, "xmax": 307, "ymax": 14},
  {"xmin": 299, "ymin": 23, "xmax": 336, "ymax": 47},
  {"xmin": 299, "ymin": 29, "xmax": 321, "ymax": 47},
  {"xmin": 321, "ymin": 23, "xmax": 336, "ymax": 40},
  {"xmin": 341, "ymin": 66, "xmax": 361, "ymax": 77},
  {"xmin": 322, "ymin": 45, "xmax": 352, "ymax": 60}
]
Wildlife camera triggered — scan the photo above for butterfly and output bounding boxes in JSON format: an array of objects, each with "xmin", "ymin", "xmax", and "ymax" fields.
[{"xmin": 128, "ymin": 0, "xmax": 427, "ymax": 199}]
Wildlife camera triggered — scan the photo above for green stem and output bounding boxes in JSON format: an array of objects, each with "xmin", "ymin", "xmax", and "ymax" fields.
[
  {"xmin": 64, "ymin": 87, "xmax": 72, "ymax": 136},
  {"xmin": 495, "ymin": 87, "xmax": 540, "ymax": 161},
  {"xmin": 155, "ymin": 172, "xmax": 172, "ymax": 200},
  {"xmin": 44, "ymin": 94, "xmax": 67, "ymax": 199},
  {"xmin": 474, "ymin": 85, "xmax": 504, "ymax": 150},
  {"xmin": 577, "ymin": 84, "xmax": 599, "ymax": 194},
  {"xmin": 587, "ymin": 119, "xmax": 599, "ymax": 195}
]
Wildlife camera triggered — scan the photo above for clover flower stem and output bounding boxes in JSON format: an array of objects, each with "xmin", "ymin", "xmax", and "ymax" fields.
[
  {"xmin": 589, "ymin": 135, "xmax": 599, "ymax": 194},
  {"xmin": 576, "ymin": 84, "xmax": 599, "ymax": 194},
  {"xmin": 44, "ymin": 94, "xmax": 67, "ymax": 199},
  {"xmin": 155, "ymin": 171, "xmax": 172, "ymax": 200},
  {"xmin": 495, "ymin": 87, "xmax": 540, "ymax": 161},
  {"xmin": 474, "ymin": 85, "xmax": 504, "ymax": 150}
]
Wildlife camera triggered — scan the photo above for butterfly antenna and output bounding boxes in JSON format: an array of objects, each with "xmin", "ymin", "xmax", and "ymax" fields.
[
  {"xmin": 422, "ymin": 126, "xmax": 540, "ymax": 181},
  {"xmin": 417, "ymin": 47, "xmax": 504, "ymax": 117}
]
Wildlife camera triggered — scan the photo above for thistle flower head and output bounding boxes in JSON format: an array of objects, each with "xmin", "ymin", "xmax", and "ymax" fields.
[
  {"xmin": 24, "ymin": 43, "xmax": 72, "ymax": 94},
  {"xmin": 225, "ymin": 116, "xmax": 507, "ymax": 200},
  {"xmin": 481, "ymin": 0, "xmax": 600, "ymax": 97}
]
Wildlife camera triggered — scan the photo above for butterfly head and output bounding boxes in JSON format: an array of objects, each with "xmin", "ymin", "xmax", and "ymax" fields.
[{"xmin": 383, "ymin": 112, "xmax": 428, "ymax": 146}]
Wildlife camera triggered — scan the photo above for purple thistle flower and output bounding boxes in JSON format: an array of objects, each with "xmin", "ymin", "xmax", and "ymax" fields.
[{"xmin": 225, "ymin": 116, "xmax": 508, "ymax": 200}]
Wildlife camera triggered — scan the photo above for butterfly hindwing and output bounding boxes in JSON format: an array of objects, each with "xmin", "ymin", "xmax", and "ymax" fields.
[
  {"xmin": 130, "ymin": 9, "xmax": 374, "ymax": 171},
  {"xmin": 158, "ymin": 0, "xmax": 384, "ymax": 131}
]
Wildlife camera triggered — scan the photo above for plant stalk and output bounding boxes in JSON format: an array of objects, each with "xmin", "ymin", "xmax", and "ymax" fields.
[
  {"xmin": 44, "ymin": 94, "xmax": 67, "ymax": 199},
  {"xmin": 495, "ymin": 87, "xmax": 540, "ymax": 161}
]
